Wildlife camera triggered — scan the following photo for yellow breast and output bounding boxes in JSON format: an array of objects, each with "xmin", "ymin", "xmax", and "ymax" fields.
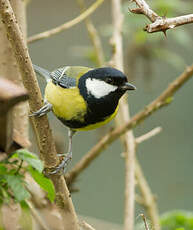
[{"xmin": 45, "ymin": 81, "xmax": 87, "ymax": 122}]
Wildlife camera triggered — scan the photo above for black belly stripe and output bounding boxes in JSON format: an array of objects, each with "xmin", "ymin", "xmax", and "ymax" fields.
[
  {"xmin": 57, "ymin": 98, "xmax": 119, "ymax": 129},
  {"xmin": 57, "ymin": 115, "xmax": 106, "ymax": 129}
]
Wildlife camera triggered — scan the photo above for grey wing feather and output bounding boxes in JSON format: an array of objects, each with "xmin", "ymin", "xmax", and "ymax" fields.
[
  {"xmin": 33, "ymin": 64, "xmax": 51, "ymax": 82},
  {"xmin": 33, "ymin": 64, "xmax": 76, "ymax": 88},
  {"xmin": 50, "ymin": 67, "xmax": 76, "ymax": 88}
]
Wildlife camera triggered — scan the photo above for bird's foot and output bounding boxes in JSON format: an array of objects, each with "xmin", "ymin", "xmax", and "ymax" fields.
[
  {"xmin": 29, "ymin": 102, "xmax": 52, "ymax": 117},
  {"xmin": 50, "ymin": 152, "xmax": 72, "ymax": 174}
]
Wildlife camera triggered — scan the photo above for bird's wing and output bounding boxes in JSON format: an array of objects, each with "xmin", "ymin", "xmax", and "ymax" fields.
[{"xmin": 50, "ymin": 66, "xmax": 92, "ymax": 89}]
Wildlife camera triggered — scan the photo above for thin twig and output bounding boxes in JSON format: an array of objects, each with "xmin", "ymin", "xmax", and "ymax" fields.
[
  {"xmin": 26, "ymin": 201, "xmax": 50, "ymax": 230},
  {"xmin": 139, "ymin": 213, "xmax": 150, "ymax": 230},
  {"xmin": 77, "ymin": 0, "xmax": 105, "ymax": 67},
  {"xmin": 122, "ymin": 108, "xmax": 136, "ymax": 230},
  {"xmin": 0, "ymin": 1, "xmax": 79, "ymax": 229},
  {"xmin": 136, "ymin": 127, "xmax": 162, "ymax": 144},
  {"xmin": 136, "ymin": 159, "xmax": 160, "ymax": 230},
  {"xmin": 79, "ymin": 220, "xmax": 96, "ymax": 230},
  {"xmin": 130, "ymin": 0, "xmax": 158, "ymax": 22},
  {"xmin": 65, "ymin": 64, "xmax": 193, "ymax": 185},
  {"xmin": 27, "ymin": 0, "xmax": 104, "ymax": 43},
  {"xmin": 129, "ymin": 0, "xmax": 193, "ymax": 33}
]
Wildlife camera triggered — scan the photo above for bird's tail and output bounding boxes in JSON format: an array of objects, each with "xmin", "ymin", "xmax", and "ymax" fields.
[{"xmin": 33, "ymin": 64, "xmax": 51, "ymax": 82}]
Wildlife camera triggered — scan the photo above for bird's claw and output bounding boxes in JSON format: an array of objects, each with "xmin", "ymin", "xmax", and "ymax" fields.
[
  {"xmin": 50, "ymin": 152, "xmax": 72, "ymax": 174},
  {"xmin": 29, "ymin": 103, "xmax": 52, "ymax": 117},
  {"xmin": 29, "ymin": 110, "xmax": 46, "ymax": 117}
]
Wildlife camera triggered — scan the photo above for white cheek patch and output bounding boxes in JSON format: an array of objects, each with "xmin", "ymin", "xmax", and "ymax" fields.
[{"xmin": 86, "ymin": 78, "xmax": 118, "ymax": 99}]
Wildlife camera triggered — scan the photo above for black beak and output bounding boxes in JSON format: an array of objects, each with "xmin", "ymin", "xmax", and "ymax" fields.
[{"xmin": 120, "ymin": 82, "xmax": 136, "ymax": 91}]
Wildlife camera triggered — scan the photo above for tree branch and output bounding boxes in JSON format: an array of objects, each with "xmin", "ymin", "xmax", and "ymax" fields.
[
  {"xmin": 129, "ymin": 0, "xmax": 193, "ymax": 33},
  {"xmin": 136, "ymin": 160, "xmax": 160, "ymax": 230},
  {"xmin": 26, "ymin": 201, "xmax": 50, "ymax": 230},
  {"xmin": 65, "ymin": 64, "xmax": 193, "ymax": 185},
  {"xmin": 111, "ymin": 0, "xmax": 136, "ymax": 229},
  {"xmin": 135, "ymin": 194, "xmax": 145, "ymax": 206},
  {"xmin": 27, "ymin": 0, "xmax": 104, "ymax": 43},
  {"xmin": 0, "ymin": 1, "xmax": 79, "ymax": 229},
  {"xmin": 136, "ymin": 127, "xmax": 162, "ymax": 144},
  {"xmin": 135, "ymin": 128, "xmax": 161, "ymax": 230},
  {"xmin": 139, "ymin": 214, "xmax": 150, "ymax": 230}
]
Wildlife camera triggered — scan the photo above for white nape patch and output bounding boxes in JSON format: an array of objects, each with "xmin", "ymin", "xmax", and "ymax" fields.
[{"xmin": 86, "ymin": 78, "xmax": 118, "ymax": 99}]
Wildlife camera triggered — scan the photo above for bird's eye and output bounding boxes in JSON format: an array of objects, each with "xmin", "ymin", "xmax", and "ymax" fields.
[{"xmin": 105, "ymin": 77, "xmax": 114, "ymax": 84}]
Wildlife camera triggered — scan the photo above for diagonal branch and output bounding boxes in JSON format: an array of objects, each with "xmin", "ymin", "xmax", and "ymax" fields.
[
  {"xmin": 129, "ymin": 0, "xmax": 193, "ymax": 33},
  {"xmin": 27, "ymin": 0, "xmax": 104, "ymax": 43},
  {"xmin": 136, "ymin": 126, "xmax": 162, "ymax": 144},
  {"xmin": 135, "ymin": 129, "xmax": 161, "ymax": 230},
  {"xmin": 139, "ymin": 213, "xmax": 150, "ymax": 230},
  {"xmin": 136, "ymin": 160, "xmax": 160, "ymax": 230},
  {"xmin": 65, "ymin": 64, "xmax": 193, "ymax": 185},
  {"xmin": 26, "ymin": 201, "xmax": 50, "ymax": 230}
]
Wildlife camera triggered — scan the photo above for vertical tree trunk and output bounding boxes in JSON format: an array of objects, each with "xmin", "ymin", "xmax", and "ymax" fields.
[
  {"xmin": 0, "ymin": 0, "xmax": 29, "ymax": 143},
  {"xmin": 111, "ymin": 0, "xmax": 136, "ymax": 229}
]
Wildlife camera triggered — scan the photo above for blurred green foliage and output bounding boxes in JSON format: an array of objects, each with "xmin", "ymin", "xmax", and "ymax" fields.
[
  {"xmin": 0, "ymin": 149, "xmax": 55, "ymax": 204},
  {"xmin": 161, "ymin": 210, "xmax": 193, "ymax": 230},
  {"xmin": 136, "ymin": 210, "xmax": 193, "ymax": 230}
]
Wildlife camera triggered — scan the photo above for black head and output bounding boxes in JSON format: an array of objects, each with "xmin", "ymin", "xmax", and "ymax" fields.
[
  {"xmin": 78, "ymin": 67, "xmax": 136, "ymax": 101},
  {"xmin": 75, "ymin": 67, "xmax": 136, "ymax": 127}
]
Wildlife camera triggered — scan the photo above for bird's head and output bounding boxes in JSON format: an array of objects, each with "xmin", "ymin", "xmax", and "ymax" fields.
[{"xmin": 78, "ymin": 67, "xmax": 136, "ymax": 102}]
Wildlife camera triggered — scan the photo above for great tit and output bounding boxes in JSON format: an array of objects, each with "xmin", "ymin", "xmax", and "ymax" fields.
[{"xmin": 32, "ymin": 64, "xmax": 136, "ymax": 173}]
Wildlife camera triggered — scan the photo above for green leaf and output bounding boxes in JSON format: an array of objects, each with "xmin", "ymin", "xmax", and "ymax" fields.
[
  {"xmin": 5, "ymin": 175, "xmax": 30, "ymax": 202},
  {"xmin": 12, "ymin": 149, "xmax": 43, "ymax": 173},
  {"xmin": 28, "ymin": 167, "xmax": 55, "ymax": 202},
  {"xmin": 0, "ymin": 165, "xmax": 7, "ymax": 175}
]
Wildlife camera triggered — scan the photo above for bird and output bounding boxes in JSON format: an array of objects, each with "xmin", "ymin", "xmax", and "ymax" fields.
[{"xmin": 32, "ymin": 64, "xmax": 136, "ymax": 173}]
